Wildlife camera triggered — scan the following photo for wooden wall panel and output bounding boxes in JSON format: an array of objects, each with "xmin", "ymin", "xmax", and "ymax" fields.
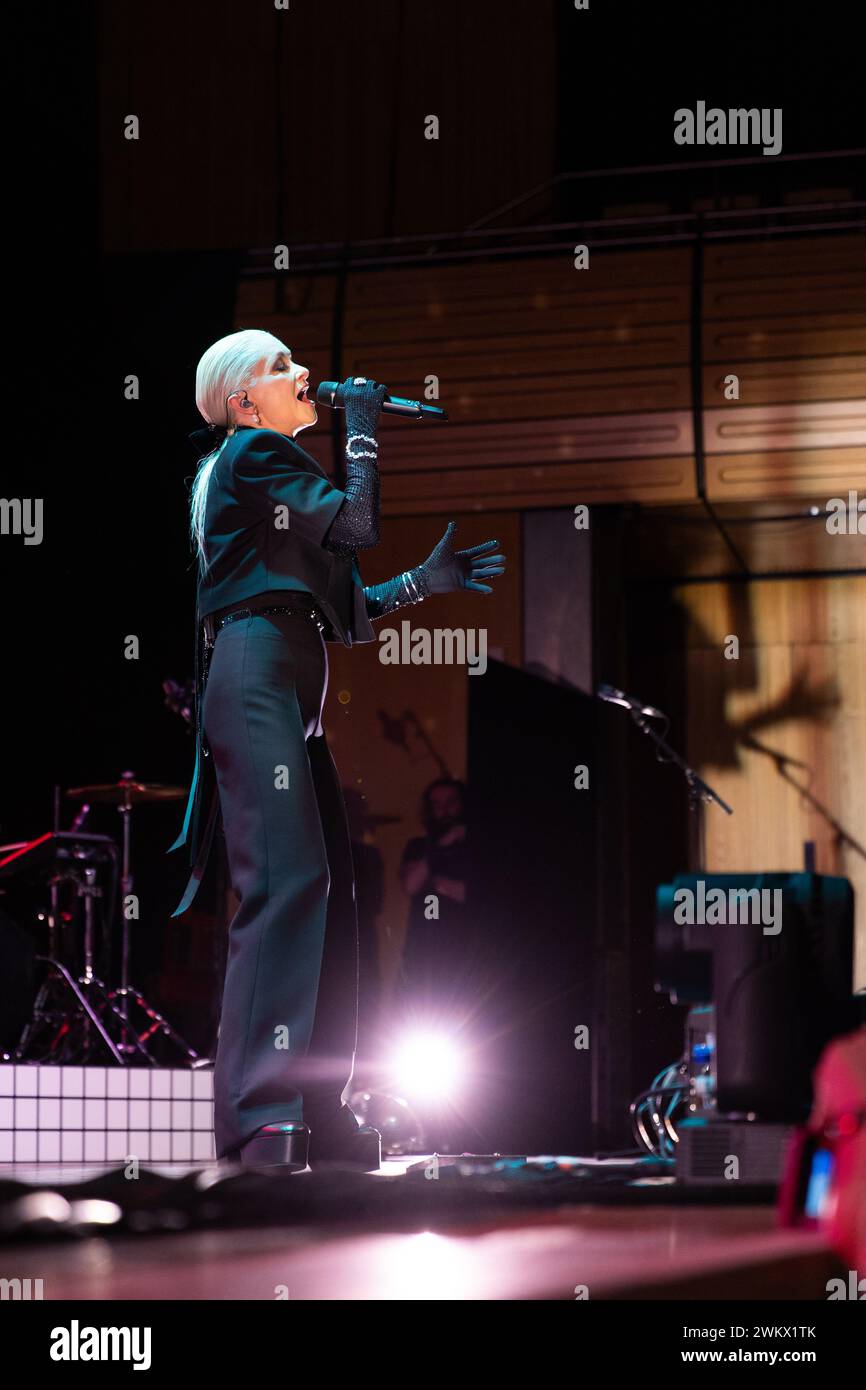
[
  {"xmin": 342, "ymin": 251, "xmax": 692, "ymax": 422},
  {"xmin": 235, "ymin": 276, "xmax": 339, "ymax": 360},
  {"xmin": 676, "ymin": 576, "xmax": 866, "ymax": 989},
  {"xmin": 340, "ymin": 334, "xmax": 692, "ymax": 418},
  {"xmin": 376, "ymin": 416, "xmax": 695, "ymax": 513},
  {"xmin": 705, "ymin": 401, "xmax": 866, "ymax": 452},
  {"xmin": 704, "ymin": 445, "xmax": 866, "ymax": 503},
  {"xmin": 702, "ymin": 355, "xmax": 866, "ymax": 406},
  {"xmin": 232, "ymin": 234, "xmax": 866, "ymax": 514},
  {"xmin": 702, "ymin": 233, "xmax": 866, "ymax": 503},
  {"xmin": 703, "ymin": 238, "xmax": 866, "ymax": 283},
  {"xmin": 705, "ymin": 314, "xmax": 865, "ymax": 362}
]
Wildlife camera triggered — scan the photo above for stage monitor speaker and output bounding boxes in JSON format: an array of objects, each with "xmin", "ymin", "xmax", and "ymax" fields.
[{"xmin": 656, "ymin": 873, "xmax": 855, "ymax": 1122}]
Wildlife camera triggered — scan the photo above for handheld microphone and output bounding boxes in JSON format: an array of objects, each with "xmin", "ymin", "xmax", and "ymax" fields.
[
  {"xmin": 596, "ymin": 683, "xmax": 666, "ymax": 720},
  {"xmin": 315, "ymin": 381, "xmax": 448, "ymax": 421}
]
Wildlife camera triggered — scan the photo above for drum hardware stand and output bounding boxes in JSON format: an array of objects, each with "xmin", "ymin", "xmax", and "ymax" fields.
[
  {"xmin": 11, "ymin": 776, "xmax": 201, "ymax": 1065},
  {"xmin": 72, "ymin": 771, "xmax": 200, "ymax": 1064},
  {"xmin": 105, "ymin": 986, "xmax": 200, "ymax": 1061},
  {"xmin": 16, "ymin": 864, "xmax": 129, "ymax": 1064}
]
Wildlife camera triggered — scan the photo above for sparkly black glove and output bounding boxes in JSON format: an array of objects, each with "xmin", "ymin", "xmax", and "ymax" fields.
[
  {"xmin": 362, "ymin": 523, "xmax": 505, "ymax": 621},
  {"xmin": 363, "ymin": 565, "xmax": 431, "ymax": 620},
  {"xmin": 341, "ymin": 375, "xmax": 387, "ymax": 441},
  {"xmin": 323, "ymin": 376, "xmax": 388, "ymax": 554},
  {"xmin": 416, "ymin": 522, "xmax": 505, "ymax": 594}
]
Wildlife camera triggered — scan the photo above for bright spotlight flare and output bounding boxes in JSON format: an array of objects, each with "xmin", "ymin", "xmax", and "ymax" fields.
[
  {"xmin": 390, "ymin": 1031, "xmax": 464, "ymax": 1102},
  {"xmin": 315, "ymin": 381, "xmax": 449, "ymax": 422}
]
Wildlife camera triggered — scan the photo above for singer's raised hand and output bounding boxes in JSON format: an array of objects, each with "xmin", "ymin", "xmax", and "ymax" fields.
[
  {"xmin": 418, "ymin": 521, "xmax": 506, "ymax": 595},
  {"xmin": 339, "ymin": 376, "xmax": 388, "ymax": 442}
]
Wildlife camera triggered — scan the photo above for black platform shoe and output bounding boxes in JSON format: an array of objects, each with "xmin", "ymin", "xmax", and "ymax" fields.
[
  {"xmin": 306, "ymin": 1104, "xmax": 382, "ymax": 1171},
  {"xmin": 238, "ymin": 1122, "xmax": 310, "ymax": 1171}
]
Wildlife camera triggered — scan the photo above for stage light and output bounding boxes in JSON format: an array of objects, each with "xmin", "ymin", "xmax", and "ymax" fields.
[
  {"xmin": 348, "ymin": 1090, "xmax": 426, "ymax": 1154},
  {"xmin": 390, "ymin": 1030, "xmax": 464, "ymax": 1103}
]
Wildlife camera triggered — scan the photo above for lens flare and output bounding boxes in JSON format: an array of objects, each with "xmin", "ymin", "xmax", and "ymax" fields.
[{"xmin": 390, "ymin": 1031, "xmax": 464, "ymax": 1102}]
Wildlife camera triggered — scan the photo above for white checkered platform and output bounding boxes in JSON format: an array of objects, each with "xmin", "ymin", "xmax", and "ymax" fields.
[{"xmin": 0, "ymin": 1063, "xmax": 216, "ymax": 1165}]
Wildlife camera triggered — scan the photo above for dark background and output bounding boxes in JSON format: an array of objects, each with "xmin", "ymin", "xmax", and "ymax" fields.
[
  {"xmin": 15, "ymin": 0, "xmax": 860, "ymax": 817},
  {"xmin": 6, "ymin": 1, "xmax": 863, "ymax": 1135}
]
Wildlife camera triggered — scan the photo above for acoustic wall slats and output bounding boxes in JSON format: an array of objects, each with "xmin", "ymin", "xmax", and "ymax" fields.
[
  {"xmin": 381, "ymin": 456, "xmax": 695, "ymax": 513},
  {"xmin": 342, "ymin": 333, "xmax": 692, "ymax": 414},
  {"xmin": 378, "ymin": 412, "xmax": 694, "ymax": 511},
  {"xmin": 346, "ymin": 259, "xmax": 691, "ymax": 338},
  {"xmin": 702, "ymin": 355, "xmax": 866, "ymax": 406},
  {"xmin": 234, "ymin": 276, "xmax": 338, "ymax": 359},
  {"xmin": 702, "ymin": 236, "xmax": 866, "ymax": 287},
  {"xmin": 233, "ymin": 234, "xmax": 866, "ymax": 514},
  {"xmin": 702, "ymin": 233, "xmax": 866, "ymax": 503},
  {"xmin": 705, "ymin": 315, "xmax": 865, "ymax": 362},
  {"xmin": 341, "ymin": 252, "xmax": 692, "ymax": 428},
  {"xmin": 704, "ymin": 447, "xmax": 866, "ymax": 502},
  {"xmin": 342, "ymin": 246, "xmax": 690, "ymax": 508}
]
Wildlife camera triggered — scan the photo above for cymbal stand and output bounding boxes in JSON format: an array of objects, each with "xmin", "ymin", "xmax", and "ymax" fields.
[
  {"xmin": 105, "ymin": 773, "xmax": 199, "ymax": 1063},
  {"xmin": 16, "ymin": 862, "xmax": 126, "ymax": 1064}
]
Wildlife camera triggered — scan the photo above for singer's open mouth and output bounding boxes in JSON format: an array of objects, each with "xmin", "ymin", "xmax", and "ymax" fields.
[{"xmin": 297, "ymin": 384, "xmax": 312, "ymax": 404}]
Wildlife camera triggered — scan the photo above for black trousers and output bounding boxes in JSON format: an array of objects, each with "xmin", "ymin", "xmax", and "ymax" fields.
[{"xmin": 202, "ymin": 610, "xmax": 358, "ymax": 1158}]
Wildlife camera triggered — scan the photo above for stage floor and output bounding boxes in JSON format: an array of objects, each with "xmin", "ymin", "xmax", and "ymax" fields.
[{"xmin": 0, "ymin": 1155, "xmax": 838, "ymax": 1301}]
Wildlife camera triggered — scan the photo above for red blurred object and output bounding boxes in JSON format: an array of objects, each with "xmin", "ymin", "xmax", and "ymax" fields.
[{"xmin": 779, "ymin": 1027, "xmax": 866, "ymax": 1272}]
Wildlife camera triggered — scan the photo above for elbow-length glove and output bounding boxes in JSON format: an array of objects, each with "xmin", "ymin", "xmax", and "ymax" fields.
[
  {"xmin": 323, "ymin": 376, "xmax": 388, "ymax": 553},
  {"xmin": 363, "ymin": 522, "xmax": 506, "ymax": 620}
]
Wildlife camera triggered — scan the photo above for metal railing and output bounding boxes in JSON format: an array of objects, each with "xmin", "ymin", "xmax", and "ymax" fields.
[{"xmin": 240, "ymin": 149, "xmax": 865, "ymax": 276}]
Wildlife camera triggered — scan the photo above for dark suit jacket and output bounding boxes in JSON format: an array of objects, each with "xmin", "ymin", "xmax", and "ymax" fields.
[
  {"xmin": 197, "ymin": 425, "xmax": 376, "ymax": 646},
  {"xmin": 169, "ymin": 425, "xmax": 376, "ymax": 915}
]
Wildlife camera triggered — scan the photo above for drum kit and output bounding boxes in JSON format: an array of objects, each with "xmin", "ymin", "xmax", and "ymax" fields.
[{"xmin": 0, "ymin": 772, "xmax": 201, "ymax": 1066}]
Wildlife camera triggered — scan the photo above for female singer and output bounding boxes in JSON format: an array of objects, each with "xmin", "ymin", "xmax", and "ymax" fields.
[{"xmin": 170, "ymin": 328, "xmax": 505, "ymax": 1170}]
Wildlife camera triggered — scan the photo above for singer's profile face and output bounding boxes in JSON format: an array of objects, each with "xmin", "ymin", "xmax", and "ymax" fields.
[{"xmin": 242, "ymin": 343, "xmax": 317, "ymax": 437}]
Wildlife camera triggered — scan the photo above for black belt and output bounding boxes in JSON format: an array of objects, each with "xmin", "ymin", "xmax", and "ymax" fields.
[{"xmin": 204, "ymin": 595, "xmax": 326, "ymax": 643}]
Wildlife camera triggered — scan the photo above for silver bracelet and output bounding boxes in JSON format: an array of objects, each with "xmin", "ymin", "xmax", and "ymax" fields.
[
  {"xmin": 346, "ymin": 433, "xmax": 379, "ymax": 461},
  {"xmin": 401, "ymin": 570, "xmax": 424, "ymax": 604}
]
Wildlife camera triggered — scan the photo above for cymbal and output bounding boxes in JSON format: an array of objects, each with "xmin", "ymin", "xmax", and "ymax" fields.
[{"xmin": 66, "ymin": 781, "xmax": 186, "ymax": 804}]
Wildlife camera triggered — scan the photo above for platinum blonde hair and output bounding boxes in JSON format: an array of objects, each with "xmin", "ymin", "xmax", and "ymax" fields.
[{"xmin": 190, "ymin": 327, "xmax": 286, "ymax": 571}]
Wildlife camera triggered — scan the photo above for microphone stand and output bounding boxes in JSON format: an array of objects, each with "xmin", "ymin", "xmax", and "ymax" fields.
[
  {"xmin": 603, "ymin": 695, "xmax": 733, "ymax": 873},
  {"xmin": 632, "ymin": 709, "xmax": 732, "ymax": 872}
]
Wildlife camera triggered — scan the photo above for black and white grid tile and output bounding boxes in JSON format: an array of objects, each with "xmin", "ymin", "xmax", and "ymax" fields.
[{"xmin": 0, "ymin": 1064, "xmax": 215, "ymax": 1164}]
